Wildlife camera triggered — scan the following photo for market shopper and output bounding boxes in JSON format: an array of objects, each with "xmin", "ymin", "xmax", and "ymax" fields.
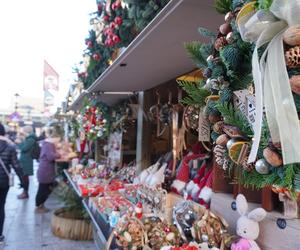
[
  {"xmin": 35, "ymin": 127, "xmax": 61, "ymax": 213},
  {"xmin": 16, "ymin": 125, "xmax": 37, "ymax": 199},
  {"xmin": 0, "ymin": 124, "xmax": 24, "ymax": 243}
]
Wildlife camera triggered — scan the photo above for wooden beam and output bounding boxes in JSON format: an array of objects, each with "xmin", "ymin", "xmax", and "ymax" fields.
[{"xmin": 136, "ymin": 91, "xmax": 152, "ymax": 173}]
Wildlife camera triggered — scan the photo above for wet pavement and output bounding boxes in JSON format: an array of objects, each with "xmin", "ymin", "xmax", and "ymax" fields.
[{"xmin": 2, "ymin": 174, "xmax": 96, "ymax": 250}]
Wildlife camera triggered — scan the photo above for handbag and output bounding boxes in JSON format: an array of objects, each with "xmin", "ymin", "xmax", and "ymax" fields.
[{"xmin": 0, "ymin": 157, "xmax": 14, "ymax": 187}]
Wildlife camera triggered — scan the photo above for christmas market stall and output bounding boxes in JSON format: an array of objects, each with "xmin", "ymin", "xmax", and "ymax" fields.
[{"xmin": 62, "ymin": 0, "xmax": 300, "ymax": 249}]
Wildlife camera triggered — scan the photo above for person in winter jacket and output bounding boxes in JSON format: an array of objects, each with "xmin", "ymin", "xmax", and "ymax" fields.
[
  {"xmin": 35, "ymin": 127, "xmax": 61, "ymax": 213},
  {"xmin": 0, "ymin": 124, "xmax": 23, "ymax": 243},
  {"xmin": 16, "ymin": 126, "xmax": 37, "ymax": 199}
]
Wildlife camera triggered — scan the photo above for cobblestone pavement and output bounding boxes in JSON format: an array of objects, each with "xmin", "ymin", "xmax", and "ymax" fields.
[{"xmin": 2, "ymin": 173, "xmax": 96, "ymax": 250}]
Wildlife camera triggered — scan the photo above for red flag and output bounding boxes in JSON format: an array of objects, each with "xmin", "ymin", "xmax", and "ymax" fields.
[{"xmin": 43, "ymin": 60, "xmax": 59, "ymax": 91}]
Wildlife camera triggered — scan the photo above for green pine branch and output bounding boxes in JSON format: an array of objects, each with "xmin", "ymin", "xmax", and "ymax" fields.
[
  {"xmin": 241, "ymin": 169, "xmax": 281, "ymax": 189},
  {"xmin": 255, "ymin": 0, "xmax": 273, "ymax": 10},
  {"xmin": 214, "ymin": 0, "xmax": 232, "ymax": 14},
  {"xmin": 293, "ymin": 167, "xmax": 300, "ymax": 191},
  {"xmin": 184, "ymin": 42, "xmax": 207, "ymax": 69},
  {"xmin": 177, "ymin": 80, "xmax": 210, "ymax": 107},
  {"xmin": 282, "ymin": 164, "xmax": 296, "ymax": 190},
  {"xmin": 216, "ymin": 102, "xmax": 253, "ymax": 137},
  {"xmin": 198, "ymin": 27, "xmax": 217, "ymax": 42}
]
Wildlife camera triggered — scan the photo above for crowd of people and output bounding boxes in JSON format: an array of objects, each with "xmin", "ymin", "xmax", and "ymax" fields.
[{"xmin": 0, "ymin": 123, "xmax": 62, "ymax": 243}]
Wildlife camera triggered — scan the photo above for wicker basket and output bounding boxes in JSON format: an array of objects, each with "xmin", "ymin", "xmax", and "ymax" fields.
[{"xmin": 51, "ymin": 208, "xmax": 93, "ymax": 241}]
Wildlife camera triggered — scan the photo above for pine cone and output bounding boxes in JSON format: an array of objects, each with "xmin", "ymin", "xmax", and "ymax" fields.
[
  {"xmin": 285, "ymin": 46, "xmax": 300, "ymax": 68},
  {"xmin": 242, "ymin": 157, "xmax": 254, "ymax": 172},
  {"xmin": 214, "ymin": 37, "xmax": 227, "ymax": 51}
]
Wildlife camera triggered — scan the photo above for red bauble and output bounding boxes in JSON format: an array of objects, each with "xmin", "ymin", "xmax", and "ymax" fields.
[
  {"xmin": 105, "ymin": 38, "xmax": 114, "ymax": 47},
  {"xmin": 78, "ymin": 72, "xmax": 87, "ymax": 78},
  {"xmin": 114, "ymin": 16, "xmax": 123, "ymax": 26},
  {"xmin": 86, "ymin": 40, "xmax": 93, "ymax": 48},
  {"xmin": 103, "ymin": 15, "xmax": 110, "ymax": 22},
  {"xmin": 111, "ymin": 3, "xmax": 117, "ymax": 10},
  {"xmin": 92, "ymin": 53, "xmax": 101, "ymax": 61},
  {"xmin": 115, "ymin": 1, "xmax": 121, "ymax": 9},
  {"xmin": 110, "ymin": 22, "xmax": 116, "ymax": 30},
  {"xmin": 104, "ymin": 28, "xmax": 114, "ymax": 37},
  {"xmin": 112, "ymin": 35, "xmax": 121, "ymax": 44}
]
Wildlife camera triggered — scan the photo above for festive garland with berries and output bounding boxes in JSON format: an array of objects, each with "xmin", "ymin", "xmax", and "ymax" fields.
[
  {"xmin": 181, "ymin": 0, "xmax": 300, "ymax": 194},
  {"xmin": 75, "ymin": 0, "xmax": 170, "ymax": 89},
  {"xmin": 78, "ymin": 98, "xmax": 111, "ymax": 141}
]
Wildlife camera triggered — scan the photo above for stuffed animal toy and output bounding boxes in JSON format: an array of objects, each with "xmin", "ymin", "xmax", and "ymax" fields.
[{"xmin": 231, "ymin": 194, "xmax": 267, "ymax": 250}]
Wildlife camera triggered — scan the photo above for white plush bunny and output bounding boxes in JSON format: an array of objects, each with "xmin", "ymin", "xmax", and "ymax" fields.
[{"xmin": 231, "ymin": 194, "xmax": 267, "ymax": 250}]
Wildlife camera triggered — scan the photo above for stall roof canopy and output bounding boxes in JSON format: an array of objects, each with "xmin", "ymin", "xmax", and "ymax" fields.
[{"xmin": 70, "ymin": 0, "xmax": 223, "ymax": 110}]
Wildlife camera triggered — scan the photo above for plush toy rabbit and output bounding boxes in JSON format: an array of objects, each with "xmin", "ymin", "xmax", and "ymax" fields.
[{"xmin": 231, "ymin": 194, "xmax": 267, "ymax": 250}]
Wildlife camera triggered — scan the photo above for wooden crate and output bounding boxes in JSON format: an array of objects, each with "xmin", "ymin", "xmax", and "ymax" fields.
[{"xmin": 212, "ymin": 160, "xmax": 233, "ymax": 194}]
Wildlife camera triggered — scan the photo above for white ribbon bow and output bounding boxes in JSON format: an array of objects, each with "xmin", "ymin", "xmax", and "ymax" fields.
[{"xmin": 238, "ymin": 0, "xmax": 300, "ymax": 165}]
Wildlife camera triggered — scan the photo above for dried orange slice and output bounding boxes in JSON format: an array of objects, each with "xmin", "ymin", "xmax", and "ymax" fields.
[
  {"xmin": 228, "ymin": 141, "xmax": 250, "ymax": 164},
  {"xmin": 205, "ymin": 95, "xmax": 220, "ymax": 103}
]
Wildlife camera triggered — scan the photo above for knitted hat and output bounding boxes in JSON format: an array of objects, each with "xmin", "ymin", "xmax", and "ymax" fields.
[
  {"xmin": 0, "ymin": 124, "xmax": 5, "ymax": 136},
  {"xmin": 186, "ymin": 160, "xmax": 207, "ymax": 195},
  {"xmin": 171, "ymin": 160, "xmax": 189, "ymax": 194},
  {"xmin": 198, "ymin": 170, "xmax": 214, "ymax": 207}
]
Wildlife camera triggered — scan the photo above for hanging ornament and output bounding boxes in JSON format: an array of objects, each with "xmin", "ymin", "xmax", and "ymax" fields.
[
  {"xmin": 113, "ymin": 35, "xmax": 121, "ymax": 44},
  {"xmin": 184, "ymin": 105, "xmax": 200, "ymax": 130},
  {"xmin": 135, "ymin": 202, "xmax": 143, "ymax": 219},
  {"xmin": 86, "ymin": 40, "xmax": 93, "ymax": 48},
  {"xmin": 109, "ymin": 209, "xmax": 120, "ymax": 227},
  {"xmin": 92, "ymin": 53, "xmax": 101, "ymax": 61},
  {"xmin": 255, "ymin": 159, "xmax": 270, "ymax": 175},
  {"xmin": 103, "ymin": 15, "xmax": 110, "ymax": 22},
  {"xmin": 206, "ymin": 55, "xmax": 214, "ymax": 63},
  {"xmin": 114, "ymin": 16, "xmax": 123, "ymax": 26},
  {"xmin": 110, "ymin": 22, "xmax": 117, "ymax": 30}
]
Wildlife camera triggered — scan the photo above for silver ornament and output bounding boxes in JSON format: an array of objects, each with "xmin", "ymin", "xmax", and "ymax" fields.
[
  {"xmin": 206, "ymin": 55, "xmax": 214, "ymax": 63},
  {"xmin": 184, "ymin": 214, "xmax": 190, "ymax": 221},
  {"xmin": 202, "ymin": 234, "xmax": 209, "ymax": 242},
  {"xmin": 255, "ymin": 159, "xmax": 270, "ymax": 174},
  {"xmin": 205, "ymin": 78, "xmax": 212, "ymax": 90}
]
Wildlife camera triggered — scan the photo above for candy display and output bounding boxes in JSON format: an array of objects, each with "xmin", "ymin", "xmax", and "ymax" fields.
[
  {"xmin": 143, "ymin": 216, "xmax": 181, "ymax": 249},
  {"xmin": 114, "ymin": 216, "xmax": 146, "ymax": 250},
  {"xmin": 191, "ymin": 210, "xmax": 228, "ymax": 248}
]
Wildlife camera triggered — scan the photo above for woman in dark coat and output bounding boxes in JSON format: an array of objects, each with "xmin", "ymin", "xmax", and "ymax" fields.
[
  {"xmin": 0, "ymin": 124, "xmax": 23, "ymax": 242},
  {"xmin": 35, "ymin": 127, "xmax": 60, "ymax": 213},
  {"xmin": 17, "ymin": 126, "xmax": 37, "ymax": 199}
]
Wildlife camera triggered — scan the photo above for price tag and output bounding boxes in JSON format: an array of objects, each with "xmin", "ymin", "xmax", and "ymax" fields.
[{"xmin": 198, "ymin": 109, "xmax": 210, "ymax": 141}]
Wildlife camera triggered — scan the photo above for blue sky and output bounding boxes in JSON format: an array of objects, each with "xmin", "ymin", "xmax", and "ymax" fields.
[{"xmin": 0, "ymin": 0, "xmax": 95, "ymax": 111}]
